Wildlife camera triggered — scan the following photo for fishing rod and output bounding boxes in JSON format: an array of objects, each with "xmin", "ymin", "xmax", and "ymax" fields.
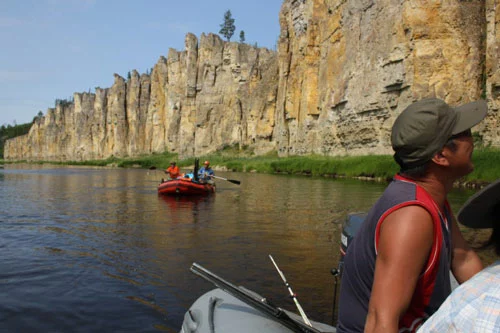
[
  {"xmin": 269, "ymin": 255, "xmax": 313, "ymax": 327},
  {"xmin": 190, "ymin": 263, "xmax": 321, "ymax": 333}
]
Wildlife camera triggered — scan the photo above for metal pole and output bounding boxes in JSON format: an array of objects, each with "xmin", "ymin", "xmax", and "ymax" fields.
[
  {"xmin": 330, "ymin": 268, "xmax": 339, "ymax": 326},
  {"xmin": 269, "ymin": 255, "xmax": 312, "ymax": 327}
]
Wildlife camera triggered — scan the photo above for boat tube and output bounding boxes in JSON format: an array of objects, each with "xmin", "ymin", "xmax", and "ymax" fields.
[
  {"xmin": 181, "ymin": 263, "xmax": 336, "ymax": 333},
  {"xmin": 180, "ymin": 214, "xmax": 367, "ymax": 333},
  {"xmin": 157, "ymin": 178, "xmax": 215, "ymax": 196}
]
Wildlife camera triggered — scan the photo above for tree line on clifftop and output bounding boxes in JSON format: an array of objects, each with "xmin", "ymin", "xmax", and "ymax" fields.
[
  {"xmin": 220, "ymin": 9, "xmax": 246, "ymax": 44},
  {"xmin": 0, "ymin": 122, "xmax": 31, "ymax": 158}
]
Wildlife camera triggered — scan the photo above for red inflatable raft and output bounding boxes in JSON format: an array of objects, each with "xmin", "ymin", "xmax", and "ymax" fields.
[{"xmin": 158, "ymin": 178, "xmax": 215, "ymax": 196}]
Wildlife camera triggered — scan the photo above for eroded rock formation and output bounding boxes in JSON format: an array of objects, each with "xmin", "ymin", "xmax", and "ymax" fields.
[
  {"xmin": 276, "ymin": 0, "xmax": 492, "ymax": 157},
  {"xmin": 6, "ymin": 33, "xmax": 278, "ymax": 160},
  {"xmin": 5, "ymin": 0, "xmax": 500, "ymax": 161}
]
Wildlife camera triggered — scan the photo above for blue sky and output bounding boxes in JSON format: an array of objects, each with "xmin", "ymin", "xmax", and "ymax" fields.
[{"xmin": 0, "ymin": 0, "xmax": 282, "ymax": 126}]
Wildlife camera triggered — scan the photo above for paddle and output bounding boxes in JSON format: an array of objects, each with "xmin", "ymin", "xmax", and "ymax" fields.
[
  {"xmin": 147, "ymin": 166, "xmax": 164, "ymax": 183},
  {"xmin": 209, "ymin": 175, "xmax": 241, "ymax": 185}
]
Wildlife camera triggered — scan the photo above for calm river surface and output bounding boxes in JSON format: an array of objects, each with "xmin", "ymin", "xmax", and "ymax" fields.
[{"xmin": 0, "ymin": 165, "xmax": 478, "ymax": 332}]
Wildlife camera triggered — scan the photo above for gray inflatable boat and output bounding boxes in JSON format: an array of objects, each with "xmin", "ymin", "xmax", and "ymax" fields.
[
  {"xmin": 180, "ymin": 263, "xmax": 336, "ymax": 333},
  {"xmin": 180, "ymin": 211, "xmax": 459, "ymax": 332},
  {"xmin": 180, "ymin": 214, "xmax": 373, "ymax": 333}
]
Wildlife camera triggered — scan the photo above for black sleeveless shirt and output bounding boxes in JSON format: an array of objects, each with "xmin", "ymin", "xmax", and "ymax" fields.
[{"xmin": 337, "ymin": 175, "xmax": 452, "ymax": 332}]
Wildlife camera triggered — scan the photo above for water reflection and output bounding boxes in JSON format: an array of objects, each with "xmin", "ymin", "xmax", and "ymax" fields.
[
  {"xmin": 158, "ymin": 195, "xmax": 215, "ymax": 224},
  {"xmin": 0, "ymin": 165, "xmax": 491, "ymax": 332}
]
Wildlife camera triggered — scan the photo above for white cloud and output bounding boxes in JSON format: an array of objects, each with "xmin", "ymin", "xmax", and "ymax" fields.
[
  {"xmin": 144, "ymin": 21, "xmax": 192, "ymax": 34},
  {"xmin": 67, "ymin": 42, "xmax": 84, "ymax": 53},
  {"xmin": 46, "ymin": 0, "xmax": 96, "ymax": 10},
  {"xmin": 167, "ymin": 22, "xmax": 192, "ymax": 34},
  {"xmin": 144, "ymin": 22, "xmax": 163, "ymax": 30},
  {"xmin": 0, "ymin": 17, "xmax": 26, "ymax": 28},
  {"xmin": 0, "ymin": 70, "xmax": 44, "ymax": 83}
]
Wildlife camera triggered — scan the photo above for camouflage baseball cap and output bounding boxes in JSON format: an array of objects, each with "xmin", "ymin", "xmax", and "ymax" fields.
[{"xmin": 391, "ymin": 98, "xmax": 487, "ymax": 168}]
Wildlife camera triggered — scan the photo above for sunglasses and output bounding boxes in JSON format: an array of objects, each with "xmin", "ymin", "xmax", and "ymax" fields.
[{"xmin": 449, "ymin": 129, "xmax": 472, "ymax": 140}]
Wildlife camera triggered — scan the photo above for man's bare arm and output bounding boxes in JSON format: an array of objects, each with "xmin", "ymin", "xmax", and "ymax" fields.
[
  {"xmin": 364, "ymin": 206, "xmax": 434, "ymax": 333},
  {"xmin": 449, "ymin": 215, "xmax": 483, "ymax": 283}
]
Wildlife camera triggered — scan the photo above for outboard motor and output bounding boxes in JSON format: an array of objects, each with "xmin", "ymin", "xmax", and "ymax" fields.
[
  {"xmin": 337, "ymin": 212, "xmax": 366, "ymax": 277},
  {"xmin": 330, "ymin": 212, "xmax": 366, "ymax": 326}
]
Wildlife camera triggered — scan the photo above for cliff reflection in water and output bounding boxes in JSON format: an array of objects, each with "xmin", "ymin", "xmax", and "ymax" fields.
[{"xmin": 0, "ymin": 165, "xmax": 478, "ymax": 332}]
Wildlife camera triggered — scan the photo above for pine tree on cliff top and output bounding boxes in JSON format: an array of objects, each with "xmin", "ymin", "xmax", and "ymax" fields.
[{"xmin": 219, "ymin": 10, "xmax": 235, "ymax": 42}]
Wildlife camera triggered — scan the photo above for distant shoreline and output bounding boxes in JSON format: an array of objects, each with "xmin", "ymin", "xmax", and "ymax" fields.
[{"xmin": 2, "ymin": 147, "xmax": 499, "ymax": 188}]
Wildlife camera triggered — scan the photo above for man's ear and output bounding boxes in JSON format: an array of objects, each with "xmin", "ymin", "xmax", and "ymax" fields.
[{"xmin": 431, "ymin": 149, "xmax": 449, "ymax": 167}]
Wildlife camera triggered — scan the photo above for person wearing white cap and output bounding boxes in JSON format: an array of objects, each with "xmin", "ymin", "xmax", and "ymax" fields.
[{"xmin": 418, "ymin": 179, "xmax": 500, "ymax": 332}]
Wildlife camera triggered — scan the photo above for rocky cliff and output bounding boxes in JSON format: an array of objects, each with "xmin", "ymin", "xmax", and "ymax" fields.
[
  {"xmin": 5, "ymin": 0, "xmax": 500, "ymax": 161},
  {"xmin": 275, "ymin": 0, "xmax": 496, "ymax": 156}
]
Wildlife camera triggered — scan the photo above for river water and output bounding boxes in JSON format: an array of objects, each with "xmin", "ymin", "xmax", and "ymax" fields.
[{"xmin": 0, "ymin": 165, "xmax": 479, "ymax": 332}]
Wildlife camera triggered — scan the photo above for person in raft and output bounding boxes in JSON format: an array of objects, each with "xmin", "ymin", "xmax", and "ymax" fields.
[
  {"xmin": 337, "ymin": 98, "xmax": 488, "ymax": 333},
  {"xmin": 417, "ymin": 179, "xmax": 500, "ymax": 332},
  {"xmin": 165, "ymin": 161, "xmax": 181, "ymax": 179},
  {"xmin": 198, "ymin": 160, "xmax": 214, "ymax": 183}
]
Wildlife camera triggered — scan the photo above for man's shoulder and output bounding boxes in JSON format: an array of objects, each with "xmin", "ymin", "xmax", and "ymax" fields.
[
  {"xmin": 392, "ymin": 204, "xmax": 433, "ymax": 218},
  {"xmin": 380, "ymin": 205, "xmax": 434, "ymax": 241}
]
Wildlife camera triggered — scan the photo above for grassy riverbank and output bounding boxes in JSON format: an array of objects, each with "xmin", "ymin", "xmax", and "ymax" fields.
[{"xmin": 2, "ymin": 147, "xmax": 500, "ymax": 185}]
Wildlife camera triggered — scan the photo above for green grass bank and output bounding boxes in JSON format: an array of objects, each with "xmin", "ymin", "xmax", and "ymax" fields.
[{"xmin": 2, "ymin": 147, "xmax": 500, "ymax": 186}]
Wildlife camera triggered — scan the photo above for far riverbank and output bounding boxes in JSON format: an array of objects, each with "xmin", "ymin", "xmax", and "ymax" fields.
[{"xmin": 2, "ymin": 147, "xmax": 500, "ymax": 188}]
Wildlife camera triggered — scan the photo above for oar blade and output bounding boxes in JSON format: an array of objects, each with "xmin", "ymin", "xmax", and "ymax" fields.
[{"xmin": 209, "ymin": 175, "xmax": 240, "ymax": 185}]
